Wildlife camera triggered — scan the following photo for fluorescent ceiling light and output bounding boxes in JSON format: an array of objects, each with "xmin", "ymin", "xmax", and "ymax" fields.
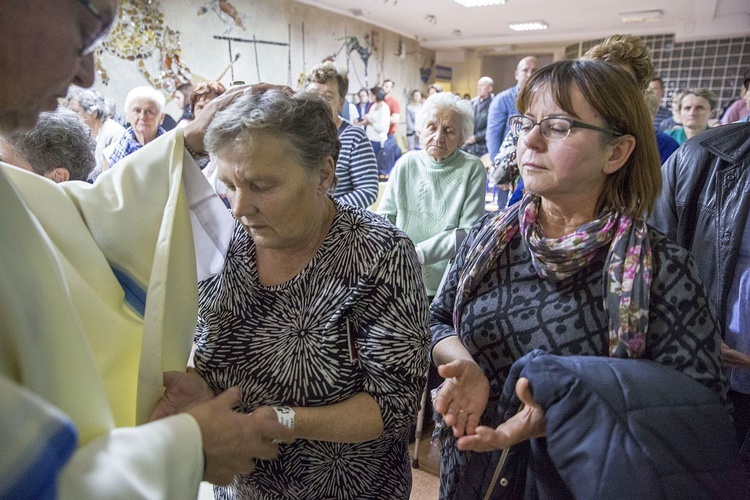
[
  {"xmin": 454, "ymin": 0, "xmax": 507, "ymax": 7},
  {"xmin": 620, "ymin": 10, "xmax": 662, "ymax": 23},
  {"xmin": 508, "ymin": 21, "xmax": 548, "ymax": 31}
]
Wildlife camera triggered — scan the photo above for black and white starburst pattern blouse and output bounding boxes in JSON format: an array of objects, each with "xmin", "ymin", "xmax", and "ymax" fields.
[{"xmin": 194, "ymin": 200, "xmax": 430, "ymax": 500}]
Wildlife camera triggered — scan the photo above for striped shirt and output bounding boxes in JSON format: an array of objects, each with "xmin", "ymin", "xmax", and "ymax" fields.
[{"xmin": 331, "ymin": 120, "xmax": 379, "ymax": 208}]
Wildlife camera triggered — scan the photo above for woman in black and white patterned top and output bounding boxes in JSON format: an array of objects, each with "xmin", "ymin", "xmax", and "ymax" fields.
[{"xmin": 189, "ymin": 85, "xmax": 429, "ymax": 499}]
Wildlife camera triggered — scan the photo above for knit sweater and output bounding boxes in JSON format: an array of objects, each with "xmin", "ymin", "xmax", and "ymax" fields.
[{"xmin": 377, "ymin": 148, "xmax": 487, "ymax": 296}]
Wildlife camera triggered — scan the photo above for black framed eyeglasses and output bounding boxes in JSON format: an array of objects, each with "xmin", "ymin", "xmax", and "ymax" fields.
[
  {"xmin": 77, "ymin": 0, "xmax": 114, "ymax": 56},
  {"xmin": 508, "ymin": 114, "xmax": 623, "ymax": 142}
]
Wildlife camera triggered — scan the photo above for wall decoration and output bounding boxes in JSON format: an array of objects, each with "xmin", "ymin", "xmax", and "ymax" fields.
[
  {"xmin": 213, "ymin": 33, "xmax": 291, "ymax": 85},
  {"xmin": 419, "ymin": 58, "xmax": 434, "ymax": 83},
  {"xmin": 94, "ymin": 50, "xmax": 110, "ymax": 85},
  {"xmin": 324, "ymin": 34, "xmax": 373, "ymax": 89},
  {"xmin": 198, "ymin": 0, "xmax": 248, "ymax": 34},
  {"xmin": 99, "ymin": 0, "xmax": 192, "ymax": 92}
]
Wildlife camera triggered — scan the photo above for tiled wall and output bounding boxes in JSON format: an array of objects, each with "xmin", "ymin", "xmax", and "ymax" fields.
[{"xmin": 565, "ymin": 34, "xmax": 750, "ymax": 117}]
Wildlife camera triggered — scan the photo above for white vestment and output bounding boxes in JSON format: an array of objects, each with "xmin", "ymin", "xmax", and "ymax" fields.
[{"xmin": 0, "ymin": 130, "xmax": 233, "ymax": 498}]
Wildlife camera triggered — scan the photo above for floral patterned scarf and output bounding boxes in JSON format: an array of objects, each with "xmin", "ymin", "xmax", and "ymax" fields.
[{"xmin": 453, "ymin": 193, "xmax": 652, "ymax": 358}]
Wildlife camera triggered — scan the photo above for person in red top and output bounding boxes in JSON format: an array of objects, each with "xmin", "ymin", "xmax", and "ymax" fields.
[
  {"xmin": 376, "ymin": 79, "xmax": 403, "ymax": 179},
  {"xmin": 382, "ymin": 79, "xmax": 401, "ymax": 138}
]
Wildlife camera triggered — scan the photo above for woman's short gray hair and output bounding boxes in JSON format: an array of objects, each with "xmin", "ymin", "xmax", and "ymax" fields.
[
  {"xmin": 7, "ymin": 108, "xmax": 95, "ymax": 181},
  {"xmin": 71, "ymin": 89, "xmax": 108, "ymax": 121},
  {"xmin": 680, "ymin": 88, "xmax": 719, "ymax": 111},
  {"xmin": 205, "ymin": 85, "xmax": 340, "ymax": 171},
  {"xmin": 124, "ymin": 86, "xmax": 165, "ymax": 114},
  {"xmin": 415, "ymin": 92, "xmax": 474, "ymax": 143}
]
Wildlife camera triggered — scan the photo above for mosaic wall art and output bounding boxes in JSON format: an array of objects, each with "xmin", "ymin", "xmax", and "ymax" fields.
[{"xmin": 98, "ymin": 0, "xmax": 192, "ymax": 92}]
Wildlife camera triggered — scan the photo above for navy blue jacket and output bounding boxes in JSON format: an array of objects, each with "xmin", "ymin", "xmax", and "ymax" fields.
[{"xmin": 466, "ymin": 351, "xmax": 746, "ymax": 499}]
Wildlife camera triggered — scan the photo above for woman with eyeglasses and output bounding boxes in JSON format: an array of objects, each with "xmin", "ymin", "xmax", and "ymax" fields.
[{"xmin": 429, "ymin": 60, "xmax": 728, "ymax": 498}]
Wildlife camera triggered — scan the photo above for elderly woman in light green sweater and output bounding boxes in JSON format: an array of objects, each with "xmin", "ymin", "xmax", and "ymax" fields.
[{"xmin": 377, "ymin": 92, "xmax": 487, "ymax": 298}]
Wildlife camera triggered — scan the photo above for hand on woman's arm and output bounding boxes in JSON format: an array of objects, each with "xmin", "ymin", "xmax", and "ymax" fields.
[
  {"xmin": 150, "ymin": 370, "xmax": 294, "ymax": 485},
  {"xmin": 456, "ymin": 377, "xmax": 545, "ymax": 452},
  {"xmin": 432, "ymin": 336, "xmax": 490, "ymax": 438},
  {"xmin": 188, "ymin": 388, "xmax": 295, "ymax": 485},
  {"xmin": 256, "ymin": 392, "xmax": 384, "ymax": 443}
]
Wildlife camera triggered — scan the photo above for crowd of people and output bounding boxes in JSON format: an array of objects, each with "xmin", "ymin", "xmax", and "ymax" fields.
[{"xmin": 0, "ymin": 2, "xmax": 749, "ymax": 499}]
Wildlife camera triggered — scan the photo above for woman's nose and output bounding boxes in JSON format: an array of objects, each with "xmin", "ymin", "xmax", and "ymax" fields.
[
  {"xmin": 522, "ymin": 123, "xmax": 545, "ymax": 149},
  {"xmin": 231, "ymin": 189, "xmax": 255, "ymax": 217}
]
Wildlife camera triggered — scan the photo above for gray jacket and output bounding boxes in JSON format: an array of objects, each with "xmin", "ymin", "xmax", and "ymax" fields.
[{"xmin": 650, "ymin": 122, "xmax": 750, "ymax": 325}]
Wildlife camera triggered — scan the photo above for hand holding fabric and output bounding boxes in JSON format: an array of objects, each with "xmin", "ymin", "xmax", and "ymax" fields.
[
  {"xmin": 150, "ymin": 369, "xmax": 215, "ymax": 420},
  {"xmin": 455, "ymin": 377, "xmax": 545, "ymax": 452},
  {"xmin": 434, "ymin": 359, "xmax": 490, "ymax": 438},
  {"xmin": 187, "ymin": 387, "xmax": 295, "ymax": 485}
]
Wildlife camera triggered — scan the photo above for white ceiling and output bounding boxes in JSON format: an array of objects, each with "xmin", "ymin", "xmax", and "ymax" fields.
[{"xmin": 295, "ymin": 0, "xmax": 750, "ymax": 52}]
